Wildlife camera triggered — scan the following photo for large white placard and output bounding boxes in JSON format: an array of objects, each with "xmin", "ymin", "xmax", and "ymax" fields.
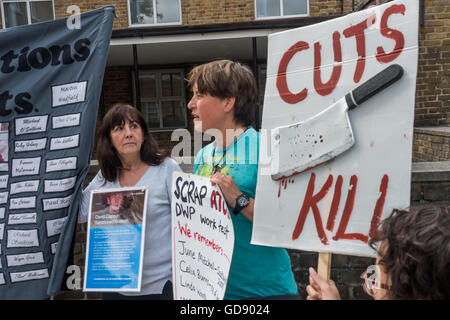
[
  {"xmin": 252, "ymin": 0, "xmax": 419, "ymax": 257},
  {"xmin": 171, "ymin": 172, "xmax": 234, "ymax": 300}
]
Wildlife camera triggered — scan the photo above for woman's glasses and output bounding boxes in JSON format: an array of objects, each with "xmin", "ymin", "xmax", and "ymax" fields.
[{"xmin": 360, "ymin": 265, "xmax": 390, "ymax": 297}]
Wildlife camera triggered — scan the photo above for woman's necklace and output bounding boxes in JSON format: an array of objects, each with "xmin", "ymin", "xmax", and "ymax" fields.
[
  {"xmin": 122, "ymin": 162, "xmax": 144, "ymax": 176},
  {"xmin": 210, "ymin": 128, "xmax": 247, "ymax": 175}
]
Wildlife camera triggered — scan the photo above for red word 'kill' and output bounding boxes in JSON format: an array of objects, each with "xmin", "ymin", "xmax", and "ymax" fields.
[{"xmin": 291, "ymin": 173, "xmax": 388, "ymax": 245}]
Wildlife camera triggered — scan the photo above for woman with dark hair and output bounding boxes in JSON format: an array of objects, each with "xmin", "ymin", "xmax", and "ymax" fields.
[
  {"xmin": 306, "ymin": 205, "xmax": 450, "ymax": 300},
  {"xmin": 78, "ymin": 103, "xmax": 181, "ymax": 299}
]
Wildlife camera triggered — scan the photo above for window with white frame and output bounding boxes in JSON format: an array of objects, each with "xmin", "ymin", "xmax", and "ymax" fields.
[
  {"xmin": 255, "ymin": 0, "xmax": 309, "ymax": 19},
  {"xmin": 134, "ymin": 69, "xmax": 187, "ymax": 130},
  {"xmin": 128, "ymin": 0, "xmax": 181, "ymax": 26},
  {"xmin": 1, "ymin": 0, "xmax": 54, "ymax": 28}
]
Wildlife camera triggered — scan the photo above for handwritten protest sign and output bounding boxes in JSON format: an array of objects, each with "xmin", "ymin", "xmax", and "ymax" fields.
[
  {"xmin": 171, "ymin": 172, "xmax": 234, "ymax": 300},
  {"xmin": 253, "ymin": 0, "xmax": 419, "ymax": 258},
  {"xmin": 0, "ymin": 7, "xmax": 114, "ymax": 298}
]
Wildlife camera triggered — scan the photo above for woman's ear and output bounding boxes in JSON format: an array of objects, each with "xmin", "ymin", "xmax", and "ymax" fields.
[{"xmin": 223, "ymin": 97, "xmax": 236, "ymax": 113}]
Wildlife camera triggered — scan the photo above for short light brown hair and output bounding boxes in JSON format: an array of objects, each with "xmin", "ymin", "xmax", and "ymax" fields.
[{"xmin": 187, "ymin": 60, "xmax": 257, "ymax": 127}]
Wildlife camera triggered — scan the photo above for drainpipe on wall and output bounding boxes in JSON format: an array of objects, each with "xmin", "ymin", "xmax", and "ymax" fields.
[
  {"xmin": 252, "ymin": 37, "xmax": 261, "ymax": 131},
  {"xmin": 133, "ymin": 44, "xmax": 142, "ymax": 112}
]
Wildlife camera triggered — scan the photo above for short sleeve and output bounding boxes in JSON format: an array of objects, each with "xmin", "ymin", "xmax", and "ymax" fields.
[{"xmin": 77, "ymin": 170, "xmax": 105, "ymax": 223}]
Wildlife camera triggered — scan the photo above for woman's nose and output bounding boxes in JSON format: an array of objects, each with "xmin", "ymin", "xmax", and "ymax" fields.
[
  {"xmin": 187, "ymin": 96, "xmax": 195, "ymax": 110},
  {"xmin": 124, "ymin": 125, "xmax": 133, "ymax": 136}
]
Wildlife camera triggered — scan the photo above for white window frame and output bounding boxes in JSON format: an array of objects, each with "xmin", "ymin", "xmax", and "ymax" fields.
[
  {"xmin": 254, "ymin": 0, "xmax": 309, "ymax": 20},
  {"xmin": 127, "ymin": 0, "xmax": 182, "ymax": 28},
  {"xmin": 132, "ymin": 68, "xmax": 187, "ymax": 132},
  {"xmin": 1, "ymin": 0, "xmax": 55, "ymax": 29}
]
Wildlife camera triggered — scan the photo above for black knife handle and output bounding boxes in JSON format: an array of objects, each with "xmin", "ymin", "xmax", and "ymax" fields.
[{"xmin": 345, "ymin": 64, "xmax": 404, "ymax": 110}]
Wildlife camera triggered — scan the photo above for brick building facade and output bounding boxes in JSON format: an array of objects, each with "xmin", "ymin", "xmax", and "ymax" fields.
[
  {"xmin": 0, "ymin": 2, "xmax": 448, "ymax": 129},
  {"xmin": 1, "ymin": 0, "xmax": 448, "ymax": 300}
]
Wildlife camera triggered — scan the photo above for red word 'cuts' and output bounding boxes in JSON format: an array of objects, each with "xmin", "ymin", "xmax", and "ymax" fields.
[{"xmin": 277, "ymin": 3, "xmax": 405, "ymax": 104}]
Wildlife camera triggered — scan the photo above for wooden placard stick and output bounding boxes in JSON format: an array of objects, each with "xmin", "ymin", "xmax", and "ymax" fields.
[{"xmin": 317, "ymin": 252, "xmax": 332, "ymax": 281}]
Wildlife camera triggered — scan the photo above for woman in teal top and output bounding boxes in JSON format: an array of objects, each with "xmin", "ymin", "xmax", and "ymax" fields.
[{"xmin": 187, "ymin": 59, "xmax": 298, "ymax": 300}]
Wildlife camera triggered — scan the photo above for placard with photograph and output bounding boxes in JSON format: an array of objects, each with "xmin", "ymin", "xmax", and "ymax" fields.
[{"xmin": 83, "ymin": 187, "xmax": 148, "ymax": 292}]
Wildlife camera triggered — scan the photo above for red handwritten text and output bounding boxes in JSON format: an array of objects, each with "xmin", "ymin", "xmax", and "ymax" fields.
[
  {"xmin": 277, "ymin": 3, "xmax": 406, "ymax": 104},
  {"xmin": 291, "ymin": 173, "xmax": 388, "ymax": 245},
  {"xmin": 210, "ymin": 190, "xmax": 230, "ymax": 219}
]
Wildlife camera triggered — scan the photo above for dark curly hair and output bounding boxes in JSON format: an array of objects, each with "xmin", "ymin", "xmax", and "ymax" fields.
[
  {"xmin": 96, "ymin": 103, "xmax": 166, "ymax": 182},
  {"xmin": 369, "ymin": 206, "xmax": 450, "ymax": 299}
]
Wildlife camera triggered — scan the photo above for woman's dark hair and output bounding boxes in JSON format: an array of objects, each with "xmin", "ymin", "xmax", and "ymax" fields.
[
  {"xmin": 369, "ymin": 205, "xmax": 450, "ymax": 299},
  {"xmin": 96, "ymin": 103, "xmax": 165, "ymax": 182}
]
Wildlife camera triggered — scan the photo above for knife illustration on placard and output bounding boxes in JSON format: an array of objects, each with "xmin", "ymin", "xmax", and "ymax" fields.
[{"xmin": 270, "ymin": 64, "xmax": 404, "ymax": 181}]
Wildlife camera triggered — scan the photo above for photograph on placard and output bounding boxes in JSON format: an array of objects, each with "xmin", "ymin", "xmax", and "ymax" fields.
[
  {"xmin": 0, "ymin": 122, "xmax": 8, "ymax": 164},
  {"xmin": 90, "ymin": 189, "xmax": 145, "ymax": 227}
]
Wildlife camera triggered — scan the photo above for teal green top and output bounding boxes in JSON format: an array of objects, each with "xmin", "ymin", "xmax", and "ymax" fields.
[{"xmin": 194, "ymin": 127, "xmax": 298, "ymax": 300}]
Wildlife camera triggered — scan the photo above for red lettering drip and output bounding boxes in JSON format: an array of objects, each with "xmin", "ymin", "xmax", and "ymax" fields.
[
  {"xmin": 276, "ymin": 41, "xmax": 309, "ymax": 104},
  {"xmin": 332, "ymin": 175, "xmax": 368, "ymax": 243},
  {"xmin": 343, "ymin": 14, "xmax": 376, "ymax": 83},
  {"xmin": 278, "ymin": 179, "xmax": 295, "ymax": 198},
  {"xmin": 292, "ymin": 173, "xmax": 333, "ymax": 244},
  {"xmin": 314, "ymin": 31, "xmax": 342, "ymax": 96},
  {"xmin": 326, "ymin": 175, "xmax": 343, "ymax": 232},
  {"xmin": 376, "ymin": 4, "xmax": 405, "ymax": 63},
  {"xmin": 369, "ymin": 174, "xmax": 389, "ymax": 238}
]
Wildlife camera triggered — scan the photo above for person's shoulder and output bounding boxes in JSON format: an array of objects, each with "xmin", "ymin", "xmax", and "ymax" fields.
[
  {"xmin": 161, "ymin": 157, "xmax": 182, "ymax": 170},
  {"xmin": 195, "ymin": 141, "xmax": 215, "ymax": 162},
  {"xmin": 200, "ymin": 141, "xmax": 215, "ymax": 152},
  {"xmin": 246, "ymin": 126, "xmax": 259, "ymax": 138},
  {"xmin": 238, "ymin": 126, "xmax": 259, "ymax": 147},
  {"xmin": 91, "ymin": 170, "xmax": 107, "ymax": 186},
  {"xmin": 162, "ymin": 156, "xmax": 177, "ymax": 166}
]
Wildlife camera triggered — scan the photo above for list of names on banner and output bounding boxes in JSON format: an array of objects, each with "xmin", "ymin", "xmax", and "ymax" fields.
[{"xmin": 0, "ymin": 81, "xmax": 87, "ymax": 286}]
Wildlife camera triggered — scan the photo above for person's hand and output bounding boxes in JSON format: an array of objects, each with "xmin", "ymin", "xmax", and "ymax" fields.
[
  {"xmin": 306, "ymin": 267, "xmax": 341, "ymax": 300},
  {"xmin": 210, "ymin": 172, "xmax": 241, "ymax": 207},
  {"xmin": 210, "ymin": 172, "xmax": 255, "ymax": 221}
]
